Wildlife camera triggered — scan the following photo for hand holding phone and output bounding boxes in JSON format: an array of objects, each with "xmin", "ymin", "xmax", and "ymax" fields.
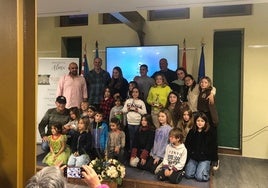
[{"xmin": 64, "ymin": 167, "xmax": 85, "ymax": 178}]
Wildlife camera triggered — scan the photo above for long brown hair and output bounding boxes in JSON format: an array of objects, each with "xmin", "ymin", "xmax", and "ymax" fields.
[
  {"xmin": 140, "ymin": 114, "xmax": 156, "ymax": 131},
  {"xmin": 192, "ymin": 111, "xmax": 210, "ymax": 132},
  {"xmin": 109, "ymin": 66, "xmax": 124, "ymax": 89}
]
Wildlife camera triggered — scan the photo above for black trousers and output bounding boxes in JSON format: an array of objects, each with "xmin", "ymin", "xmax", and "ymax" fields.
[
  {"xmin": 157, "ymin": 169, "xmax": 184, "ymax": 184},
  {"xmin": 142, "ymin": 156, "xmax": 162, "ymax": 174}
]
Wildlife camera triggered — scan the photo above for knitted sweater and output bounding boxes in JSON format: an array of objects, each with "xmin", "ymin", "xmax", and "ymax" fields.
[
  {"xmin": 107, "ymin": 130, "xmax": 126, "ymax": 151},
  {"xmin": 122, "ymin": 98, "xmax": 147, "ymax": 125}
]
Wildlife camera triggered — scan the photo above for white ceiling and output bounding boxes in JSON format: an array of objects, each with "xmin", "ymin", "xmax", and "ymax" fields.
[{"xmin": 37, "ymin": 0, "xmax": 268, "ymax": 17}]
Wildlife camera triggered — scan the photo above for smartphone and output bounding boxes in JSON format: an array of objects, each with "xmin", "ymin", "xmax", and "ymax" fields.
[{"xmin": 64, "ymin": 167, "xmax": 85, "ymax": 178}]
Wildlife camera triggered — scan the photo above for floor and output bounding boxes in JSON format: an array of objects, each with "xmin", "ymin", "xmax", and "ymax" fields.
[
  {"xmin": 64, "ymin": 154, "xmax": 268, "ymax": 188},
  {"xmin": 36, "ymin": 144, "xmax": 268, "ymax": 188},
  {"xmin": 212, "ymin": 154, "xmax": 268, "ymax": 188}
]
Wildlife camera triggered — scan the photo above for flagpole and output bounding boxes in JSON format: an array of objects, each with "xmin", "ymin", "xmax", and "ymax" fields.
[
  {"xmin": 201, "ymin": 37, "xmax": 205, "ymax": 48},
  {"xmin": 84, "ymin": 43, "xmax": 87, "ymax": 54},
  {"xmin": 95, "ymin": 40, "xmax": 99, "ymax": 58},
  {"xmin": 198, "ymin": 38, "xmax": 206, "ymax": 83}
]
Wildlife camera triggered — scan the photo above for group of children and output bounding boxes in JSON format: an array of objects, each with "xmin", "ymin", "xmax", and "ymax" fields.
[{"xmin": 42, "ymin": 73, "xmax": 219, "ymax": 184}]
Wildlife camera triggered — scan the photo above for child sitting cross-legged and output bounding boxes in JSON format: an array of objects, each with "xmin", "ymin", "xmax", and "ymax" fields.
[{"xmin": 157, "ymin": 128, "xmax": 187, "ymax": 184}]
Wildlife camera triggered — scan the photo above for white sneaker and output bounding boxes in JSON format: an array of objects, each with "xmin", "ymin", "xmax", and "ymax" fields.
[
  {"xmin": 212, "ymin": 160, "xmax": 220, "ymax": 171},
  {"xmin": 154, "ymin": 162, "xmax": 163, "ymax": 174},
  {"xmin": 129, "ymin": 157, "xmax": 139, "ymax": 167}
]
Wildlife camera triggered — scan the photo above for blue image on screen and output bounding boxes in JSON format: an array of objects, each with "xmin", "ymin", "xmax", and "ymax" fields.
[{"xmin": 106, "ymin": 45, "xmax": 179, "ymax": 82}]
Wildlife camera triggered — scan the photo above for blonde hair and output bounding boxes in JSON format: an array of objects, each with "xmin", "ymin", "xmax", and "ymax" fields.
[
  {"xmin": 159, "ymin": 108, "xmax": 174, "ymax": 127},
  {"xmin": 153, "ymin": 73, "xmax": 169, "ymax": 87}
]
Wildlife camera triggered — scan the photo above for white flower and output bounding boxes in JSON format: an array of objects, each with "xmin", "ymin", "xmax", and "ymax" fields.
[
  {"xmin": 90, "ymin": 159, "xmax": 96, "ymax": 165},
  {"xmin": 108, "ymin": 159, "xmax": 118, "ymax": 165},
  {"xmin": 106, "ymin": 166, "xmax": 118, "ymax": 178},
  {"xmin": 90, "ymin": 158, "xmax": 126, "ymax": 185}
]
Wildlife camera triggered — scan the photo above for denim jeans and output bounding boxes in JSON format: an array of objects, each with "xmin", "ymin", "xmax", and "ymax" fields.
[
  {"xmin": 185, "ymin": 159, "xmax": 211, "ymax": 181},
  {"xmin": 67, "ymin": 154, "xmax": 90, "ymax": 167}
]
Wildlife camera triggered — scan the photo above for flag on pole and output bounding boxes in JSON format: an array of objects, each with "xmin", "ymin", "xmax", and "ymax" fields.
[
  {"xmin": 81, "ymin": 44, "xmax": 89, "ymax": 77},
  {"xmin": 182, "ymin": 38, "xmax": 187, "ymax": 70},
  {"xmin": 95, "ymin": 41, "xmax": 99, "ymax": 58},
  {"xmin": 198, "ymin": 42, "xmax": 205, "ymax": 83}
]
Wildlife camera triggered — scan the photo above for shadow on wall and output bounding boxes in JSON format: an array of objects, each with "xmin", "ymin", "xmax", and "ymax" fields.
[{"xmin": 0, "ymin": 139, "xmax": 13, "ymax": 187}]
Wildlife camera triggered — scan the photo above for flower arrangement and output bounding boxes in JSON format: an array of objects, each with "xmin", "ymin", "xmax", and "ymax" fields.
[{"xmin": 89, "ymin": 158, "xmax": 126, "ymax": 185}]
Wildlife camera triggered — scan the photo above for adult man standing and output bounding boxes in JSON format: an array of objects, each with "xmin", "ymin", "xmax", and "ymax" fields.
[
  {"xmin": 38, "ymin": 96, "xmax": 70, "ymax": 152},
  {"xmin": 85, "ymin": 57, "xmax": 111, "ymax": 109},
  {"xmin": 57, "ymin": 62, "xmax": 88, "ymax": 108},
  {"xmin": 134, "ymin": 64, "xmax": 155, "ymax": 102},
  {"xmin": 151, "ymin": 58, "xmax": 177, "ymax": 85}
]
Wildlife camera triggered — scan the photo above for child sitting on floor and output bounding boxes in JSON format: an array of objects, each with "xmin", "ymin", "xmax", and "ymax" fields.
[
  {"xmin": 142, "ymin": 109, "xmax": 173, "ymax": 174},
  {"xmin": 42, "ymin": 123, "xmax": 71, "ymax": 166},
  {"xmin": 67, "ymin": 116, "xmax": 92, "ymax": 167},
  {"xmin": 157, "ymin": 128, "xmax": 187, "ymax": 184},
  {"xmin": 130, "ymin": 114, "xmax": 155, "ymax": 169},
  {"xmin": 184, "ymin": 112, "xmax": 217, "ymax": 182},
  {"xmin": 107, "ymin": 117, "xmax": 125, "ymax": 163}
]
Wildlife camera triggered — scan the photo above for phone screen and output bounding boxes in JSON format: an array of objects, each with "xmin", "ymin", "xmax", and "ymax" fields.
[{"xmin": 65, "ymin": 167, "xmax": 84, "ymax": 178}]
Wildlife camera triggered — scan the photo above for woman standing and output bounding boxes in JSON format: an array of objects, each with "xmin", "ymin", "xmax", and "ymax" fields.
[{"xmin": 108, "ymin": 66, "xmax": 129, "ymax": 101}]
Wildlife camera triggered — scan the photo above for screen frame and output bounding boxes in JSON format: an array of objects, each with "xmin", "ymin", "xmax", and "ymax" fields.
[{"xmin": 105, "ymin": 45, "xmax": 179, "ymax": 82}]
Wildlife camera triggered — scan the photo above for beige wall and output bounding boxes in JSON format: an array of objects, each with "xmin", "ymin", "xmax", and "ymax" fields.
[{"xmin": 37, "ymin": 4, "xmax": 268, "ymax": 159}]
